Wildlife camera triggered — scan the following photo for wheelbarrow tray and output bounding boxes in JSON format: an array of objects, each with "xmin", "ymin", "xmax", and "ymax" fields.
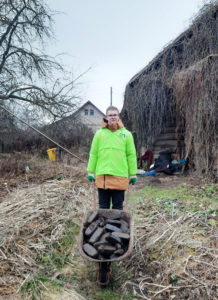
[{"xmin": 78, "ymin": 209, "xmax": 134, "ymax": 262}]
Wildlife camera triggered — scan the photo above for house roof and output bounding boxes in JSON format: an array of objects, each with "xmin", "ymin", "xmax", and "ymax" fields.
[
  {"xmin": 128, "ymin": 30, "xmax": 187, "ymax": 85},
  {"xmin": 76, "ymin": 100, "xmax": 105, "ymax": 116},
  {"xmin": 128, "ymin": 3, "xmax": 217, "ymax": 86},
  {"xmin": 44, "ymin": 100, "xmax": 105, "ymax": 129}
]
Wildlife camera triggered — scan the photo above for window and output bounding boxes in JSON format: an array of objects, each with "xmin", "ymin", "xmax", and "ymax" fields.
[
  {"xmin": 90, "ymin": 109, "xmax": 94, "ymax": 115},
  {"xmin": 84, "ymin": 109, "xmax": 88, "ymax": 115}
]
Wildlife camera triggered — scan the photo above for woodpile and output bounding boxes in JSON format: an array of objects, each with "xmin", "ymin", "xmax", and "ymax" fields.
[
  {"xmin": 79, "ymin": 209, "xmax": 134, "ymax": 262},
  {"xmin": 82, "ymin": 211, "xmax": 130, "ymax": 260}
]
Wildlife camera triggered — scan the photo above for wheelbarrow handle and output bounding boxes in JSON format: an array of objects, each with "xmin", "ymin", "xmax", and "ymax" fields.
[
  {"xmin": 124, "ymin": 186, "xmax": 131, "ymax": 212},
  {"xmin": 92, "ymin": 181, "xmax": 97, "ymax": 210}
]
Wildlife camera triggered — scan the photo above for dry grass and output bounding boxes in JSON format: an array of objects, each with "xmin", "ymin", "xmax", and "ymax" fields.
[
  {"xmin": 0, "ymin": 156, "xmax": 217, "ymax": 299},
  {"xmin": 0, "ymin": 177, "xmax": 91, "ymax": 298},
  {"xmin": 42, "ymin": 289, "xmax": 87, "ymax": 300},
  {"xmin": 0, "ymin": 153, "xmax": 87, "ymax": 201},
  {"xmin": 121, "ymin": 182, "xmax": 218, "ymax": 300}
]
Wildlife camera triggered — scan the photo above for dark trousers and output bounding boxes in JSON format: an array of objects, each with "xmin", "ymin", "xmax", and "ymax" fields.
[{"xmin": 98, "ymin": 188, "xmax": 125, "ymax": 210}]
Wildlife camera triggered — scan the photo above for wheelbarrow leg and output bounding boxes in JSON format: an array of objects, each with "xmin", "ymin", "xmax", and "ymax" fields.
[{"xmin": 98, "ymin": 262, "xmax": 111, "ymax": 287}]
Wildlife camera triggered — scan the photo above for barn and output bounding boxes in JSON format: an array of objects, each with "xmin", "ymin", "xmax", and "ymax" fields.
[{"xmin": 121, "ymin": 3, "xmax": 218, "ymax": 177}]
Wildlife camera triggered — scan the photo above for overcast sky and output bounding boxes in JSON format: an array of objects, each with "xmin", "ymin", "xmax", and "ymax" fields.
[{"xmin": 46, "ymin": 0, "xmax": 210, "ymax": 114}]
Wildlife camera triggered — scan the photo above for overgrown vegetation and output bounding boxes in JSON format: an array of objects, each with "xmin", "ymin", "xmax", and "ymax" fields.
[
  {"xmin": 1, "ymin": 168, "xmax": 216, "ymax": 300},
  {"xmin": 122, "ymin": 2, "xmax": 218, "ymax": 177},
  {"xmin": 172, "ymin": 55, "xmax": 217, "ymax": 177},
  {"xmin": 123, "ymin": 178, "xmax": 218, "ymax": 299},
  {"xmin": 0, "ymin": 120, "xmax": 93, "ymax": 154},
  {"xmin": 0, "ymin": 148, "xmax": 88, "ymax": 181},
  {"xmin": 0, "ymin": 149, "xmax": 217, "ymax": 300}
]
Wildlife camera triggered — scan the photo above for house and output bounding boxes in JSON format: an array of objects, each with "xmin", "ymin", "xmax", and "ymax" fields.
[
  {"xmin": 42, "ymin": 100, "xmax": 105, "ymax": 147},
  {"xmin": 73, "ymin": 101, "xmax": 105, "ymax": 132}
]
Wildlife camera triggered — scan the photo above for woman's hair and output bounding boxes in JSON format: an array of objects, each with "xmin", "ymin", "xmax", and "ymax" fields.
[{"xmin": 106, "ymin": 106, "xmax": 119, "ymax": 115}]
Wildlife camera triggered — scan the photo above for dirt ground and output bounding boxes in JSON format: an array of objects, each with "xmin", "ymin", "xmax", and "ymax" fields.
[{"xmin": 0, "ymin": 152, "xmax": 205, "ymax": 203}]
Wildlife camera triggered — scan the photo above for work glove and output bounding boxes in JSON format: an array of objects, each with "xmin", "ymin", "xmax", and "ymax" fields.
[
  {"xmin": 129, "ymin": 176, "xmax": 136, "ymax": 185},
  {"xmin": 88, "ymin": 173, "xmax": 95, "ymax": 182}
]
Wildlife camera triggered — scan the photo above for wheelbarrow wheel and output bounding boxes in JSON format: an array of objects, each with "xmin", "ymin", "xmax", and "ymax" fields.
[{"xmin": 98, "ymin": 262, "xmax": 111, "ymax": 287}]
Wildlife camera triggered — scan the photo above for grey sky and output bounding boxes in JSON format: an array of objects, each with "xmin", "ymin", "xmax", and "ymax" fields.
[{"xmin": 47, "ymin": 0, "xmax": 209, "ymax": 114}]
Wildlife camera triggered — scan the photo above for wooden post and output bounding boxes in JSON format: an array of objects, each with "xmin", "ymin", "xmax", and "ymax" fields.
[{"xmin": 110, "ymin": 87, "xmax": 112, "ymax": 106}]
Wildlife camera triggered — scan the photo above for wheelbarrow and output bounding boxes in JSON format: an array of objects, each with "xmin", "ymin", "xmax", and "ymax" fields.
[{"xmin": 78, "ymin": 185, "xmax": 134, "ymax": 287}]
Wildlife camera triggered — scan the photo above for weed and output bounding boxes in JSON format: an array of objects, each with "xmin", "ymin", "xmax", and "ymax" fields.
[
  {"xmin": 201, "ymin": 184, "xmax": 217, "ymax": 198},
  {"xmin": 129, "ymin": 184, "xmax": 218, "ymax": 216},
  {"xmin": 208, "ymin": 219, "xmax": 217, "ymax": 227},
  {"xmin": 21, "ymin": 274, "xmax": 62, "ymax": 299},
  {"xmin": 20, "ymin": 221, "xmax": 79, "ymax": 299}
]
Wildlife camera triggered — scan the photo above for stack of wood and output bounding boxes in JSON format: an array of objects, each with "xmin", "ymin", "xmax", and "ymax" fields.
[{"xmin": 82, "ymin": 211, "xmax": 130, "ymax": 260}]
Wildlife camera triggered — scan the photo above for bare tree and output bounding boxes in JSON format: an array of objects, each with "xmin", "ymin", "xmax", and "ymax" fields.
[{"xmin": 0, "ymin": 0, "xmax": 83, "ymax": 121}]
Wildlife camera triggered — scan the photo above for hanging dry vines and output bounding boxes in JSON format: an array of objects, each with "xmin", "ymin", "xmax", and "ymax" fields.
[
  {"xmin": 172, "ymin": 54, "xmax": 217, "ymax": 177},
  {"xmin": 121, "ymin": 2, "xmax": 218, "ymax": 175}
]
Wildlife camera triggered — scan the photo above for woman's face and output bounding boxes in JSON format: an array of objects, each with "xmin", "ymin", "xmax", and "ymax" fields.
[{"xmin": 106, "ymin": 109, "xmax": 120, "ymax": 125}]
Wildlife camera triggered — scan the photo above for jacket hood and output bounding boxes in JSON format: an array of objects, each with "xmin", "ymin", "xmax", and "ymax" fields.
[{"xmin": 101, "ymin": 118, "xmax": 124, "ymax": 130}]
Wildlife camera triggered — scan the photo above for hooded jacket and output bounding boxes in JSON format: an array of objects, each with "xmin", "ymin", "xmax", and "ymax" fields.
[{"xmin": 87, "ymin": 118, "xmax": 137, "ymax": 190}]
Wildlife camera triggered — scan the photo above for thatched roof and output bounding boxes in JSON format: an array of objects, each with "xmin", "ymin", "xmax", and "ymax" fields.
[
  {"xmin": 127, "ymin": 3, "xmax": 217, "ymax": 88},
  {"xmin": 121, "ymin": 3, "xmax": 218, "ymax": 176}
]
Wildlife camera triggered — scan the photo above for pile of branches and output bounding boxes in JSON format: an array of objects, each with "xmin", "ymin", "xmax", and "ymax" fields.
[
  {"xmin": 172, "ymin": 55, "xmax": 218, "ymax": 177},
  {"xmin": 122, "ymin": 197, "xmax": 218, "ymax": 299},
  {"xmin": 121, "ymin": 2, "xmax": 218, "ymax": 170},
  {"xmin": 0, "ymin": 178, "xmax": 90, "ymax": 296}
]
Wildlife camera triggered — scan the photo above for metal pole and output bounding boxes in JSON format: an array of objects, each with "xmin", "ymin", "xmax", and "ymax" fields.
[
  {"xmin": 0, "ymin": 104, "xmax": 85, "ymax": 162},
  {"xmin": 110, "ymin": 87, "xmax": 112, "ymax": 106}
]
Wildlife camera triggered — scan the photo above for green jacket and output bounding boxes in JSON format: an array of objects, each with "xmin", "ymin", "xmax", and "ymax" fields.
[{"xmin": 87, "ymin": 127, "xmax": 137, "ymax": 177}]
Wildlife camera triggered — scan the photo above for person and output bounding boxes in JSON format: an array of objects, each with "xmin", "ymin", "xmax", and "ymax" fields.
[
  {"xmin": 87, "ymin": 105, "xmax": 137, "ymax": 210},
  {"xmin": 140, "ymin": 150, "xmax": 153, "ymax": 170}
]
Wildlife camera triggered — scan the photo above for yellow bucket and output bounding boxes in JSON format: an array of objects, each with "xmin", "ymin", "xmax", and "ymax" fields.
[{"xmin": 47, "ymin": 148, "xmax": 57, "ymax": 161}]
